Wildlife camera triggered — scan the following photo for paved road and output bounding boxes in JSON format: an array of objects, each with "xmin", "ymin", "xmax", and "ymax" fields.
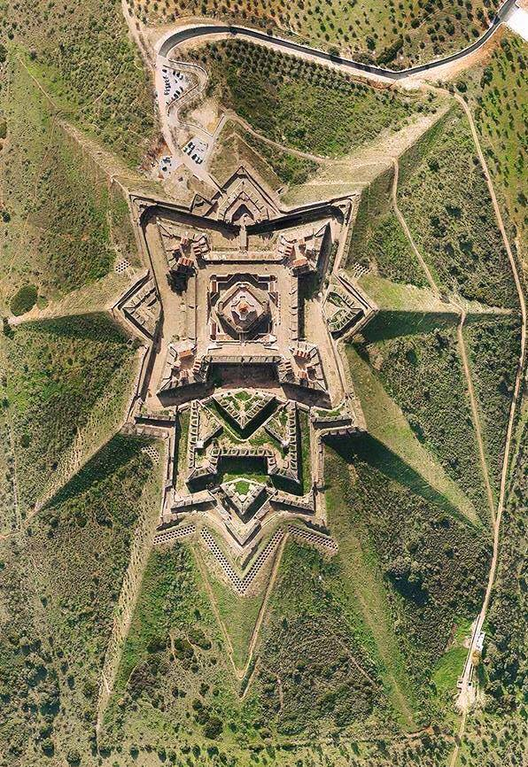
[{"xmin": 158, "ymin": 0, "xmax": 517, "ymax": 79}]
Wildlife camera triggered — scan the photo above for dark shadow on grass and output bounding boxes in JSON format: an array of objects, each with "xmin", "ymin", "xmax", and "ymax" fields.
[
  {"xmin": 325, "ymin": 432, "xmax": 473, "ymax": 525},
  {"xmin": 43, "ymin": 433, "xmax": 149, "ymax": 510},
  {"xmin": 360, "ymin": 309, "xmax": 458, "ymax": 343},
  {"xmin": 18, "ymin": 312, "xmax": 129, "ymax": 343}
]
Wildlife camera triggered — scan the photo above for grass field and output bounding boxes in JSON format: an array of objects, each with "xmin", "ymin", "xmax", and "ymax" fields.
[
  {"xmin": 0, "ymin": 435, "xmax": 160, "ymax": 764},
  {"xmin": 1, "ymin": 0, "xmax": 155, "ymax": 167},
  {"xmin": 5, "ymin": 313, "xmax": 137, "ymax": 512},
  {"xmin": 431, "ymin": 618, "xmax": 471, "ymax": 703},
  {"xmin": 131, "ymin": 0, "xmax": 497, "ymax": 70},
  {"xmin": 205, "ymin": 564, "xmax": 265, "ymax": 671},
  {"xmin": 359, "ymin": 326, "xmax": 489, "ymax": 517},
  {"xmin": 358, "ymin": 275, "xmax": 461, "ymax": 340},
  {"xmin": 0, "ymin": 62, "xmax": 119, "ymax": 308},
  {"xmin": 192, "ymin": 40, "xmax": 435, "ymax": 158},
  {"xmin": 398, "ymin": 109, "xmax": 519, "ymax": 308}
]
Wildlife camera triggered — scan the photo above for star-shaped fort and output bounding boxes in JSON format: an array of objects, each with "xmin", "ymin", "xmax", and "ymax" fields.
[{"xmin": 115, "ymin": 166, "xmax": 377, "ymax": 592}]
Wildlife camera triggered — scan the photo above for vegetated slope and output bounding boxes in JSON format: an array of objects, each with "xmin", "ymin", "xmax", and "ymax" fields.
[
  {"xmin": 255, "ymin": 542, "xmax": 386, "ymax": 738},
  {"xmin": 346, "ymin": 112, "xmax": 447, "ymax": 286},
  {"xmin": 130, "ymin": 0, "xmax": 497, "ymax": 70},
  {"xmin": 0, "ymin": 340, "xmax": 17, "ymax": 532},
  {"xmin": 0, "ymin": 62, "xmax": 117, "ymax": 307},
  {"xmin": 460, "ymin": 709, "xmax": 528, "ymax": 767},
  {"xmin": 463, "ymin": 32, "xmax": 527, "ymax": 242},
  {"xmin": 0, "ymin": 435, "xmax": 159, "ymax": 766},
  {"xmin": 209, "ymin": 121, "xmax": 317, "ymax": 192},
  {"xmin": 102, "ymin": 543, "xmax": 258, "ymax": 760},
  {"xmin": 192, "ymin": 40, "xmax": 435, "ymax": 158},
  {"xmin": 357, "ymin": 326, "xmax": 489, "ymax": 517},
  {"xmin": 0, "ymin": 0, "xmax": 155, "ymax": 166},
  {"xmin": 203, "ymin": 563, "xmax": 266, "ymax": 671},
  {"xmin": 210, "ymin": 122, "xmax": 319, "ymax": 189},
  {"xmin": 398, "ymin": 109, "xmax": 518, "ymax": 308},
  {"xmin": 357, "ymin": 276, "xmax": 461, "ymax": 341},
  {"xmin": 347, "ymin": 168, "xmax": 427, "ymax": 286},
  {"xmin": 463, "ymin": 316, "xmax": 522, "ymax": 493},
  {"xmin": 5, "ymin": 313, "xmax": 137, "ymax": 513},
  {"xmin": 346, "ymin": 345, "xmax": 478, "ymax": 524},
  {"xmin": 324, "ymin": 438, "xmax": 491, "ymax": 719},
  {"xmin": 324, "ymin": 460, "xmax": 419, "ymax": 729},
  {"xmin": 485, "ymin": 417, "xmax": 527, "ymax": 706},
  {"xmin": 457, "ymin": 417, "xmax": 528, "ymax": 767}
]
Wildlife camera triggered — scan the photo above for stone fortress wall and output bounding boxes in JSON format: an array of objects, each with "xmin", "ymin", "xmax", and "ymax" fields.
[{"xmin": 116, "ymin": 166, "xmax": 377, "ymax": 592}]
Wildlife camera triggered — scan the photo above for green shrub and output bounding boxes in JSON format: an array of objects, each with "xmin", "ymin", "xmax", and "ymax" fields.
[{"xmin": 9, "ymin": 285, "xmax": 38, "ymax": 316}]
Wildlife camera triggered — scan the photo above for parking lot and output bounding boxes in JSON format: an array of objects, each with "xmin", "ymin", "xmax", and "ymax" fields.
[
  {"xmin": 161, "ymin": 66, "xmax": 189, "ymax": 104},
  {"xmin": 182, "ymin": 136, "xmax": 208, "ymax": 166}
]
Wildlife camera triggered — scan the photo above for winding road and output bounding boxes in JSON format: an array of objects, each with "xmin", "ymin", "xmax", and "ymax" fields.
[{"xmin": 158, "ymin": 0, "xmax": 517, "ymax": 80}]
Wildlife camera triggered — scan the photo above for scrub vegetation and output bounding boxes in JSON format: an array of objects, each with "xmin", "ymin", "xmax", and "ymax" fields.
[
  {"xmin": 5, "ymin": 313, "xmax": 137, "ymax": 512},
  {"xmin": 192, "ymin": 40, "xmax": 435, "ymax": 158},
  {"xmin": 463, "ymin": 316, "xmax": 522, "ymax": 493},
  {"xmin": 323, "ymin": 439, "xmax": 491, "ymax": 717},
  {"xmin": 0, "ymin": 0, "xmax": 155, "ymax": 166},
  {"xmin": 0, "ymin": 435, "xmax": 159, "ymax": 765},
  {"xmin": 129, "ymin": 0, "xmax": 498, "ymax": 70},
  {"xmin": 0, "ymin": 63, "xmax": 119, "ymax": 307},
  {"xmin": 398, "ymin": 109, "xmax": 518, "ymax": 308},
  {"xmin": 358, "ymin": 326, "xmax": 489, "ymax": 515},
  {"xmin": 462, "ymin": 32, "xmax": 527, "ymax": 239}
]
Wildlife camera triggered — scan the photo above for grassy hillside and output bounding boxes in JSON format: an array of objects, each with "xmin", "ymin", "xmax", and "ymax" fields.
[
  {"xmin": 191, "ymin": 40, "xmax": 436, "ymax": 158},
  {"xmin": 0, "ymin": 62, "xmax": 120, "ymax": 308},
  {"xmin": 463, "ymin": 32, "xmax": 527, "ymax": 242},
  {"xmin": 358, "ymin": 326, "xmax": 489, "ymax": 517},
  {"xmin": 0, "ymin": 0, "xmax": 155, "ymax": 167},
  {"xmin": 463, "ymin": 316, "xmax": 522, "ymax": 494},
  {"xmin": 103, "ymin": 542, "xmax": 261, "ymax": 759},
  {"xmin": 255, "ymin": 542, "xmax": 386, "ymax": 738},
  {"xmin": 345, "ymin": 111, "xmax": 447, "ymax": 284},
  {"xmin": 324, "ymin": 438, "xmax": 491, "ymax": 713},
  {"xmin": 0, "ymin": 435, "xmax": 160, "ymax": 765},
  {"xmin": 324, "ymin": 456, "xmax": 419, "ymax": 728},
  {"xmin": 346, "ymin": 344, "xmax": 477, "ymax": 523},
  {"xmin": 398, "ymin": 109, "xmax": 518, "ymax": 308},
  {"xmin": 5, "ymin": 313, "xmax": 137, "ymax": 512},
  {"xmin": 210, "ymin": 122, "xmax": 319, "ymax": 191},
  {"xmin": 131, "ymin": 0, "xmax": 498, "ymax": 70}
]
